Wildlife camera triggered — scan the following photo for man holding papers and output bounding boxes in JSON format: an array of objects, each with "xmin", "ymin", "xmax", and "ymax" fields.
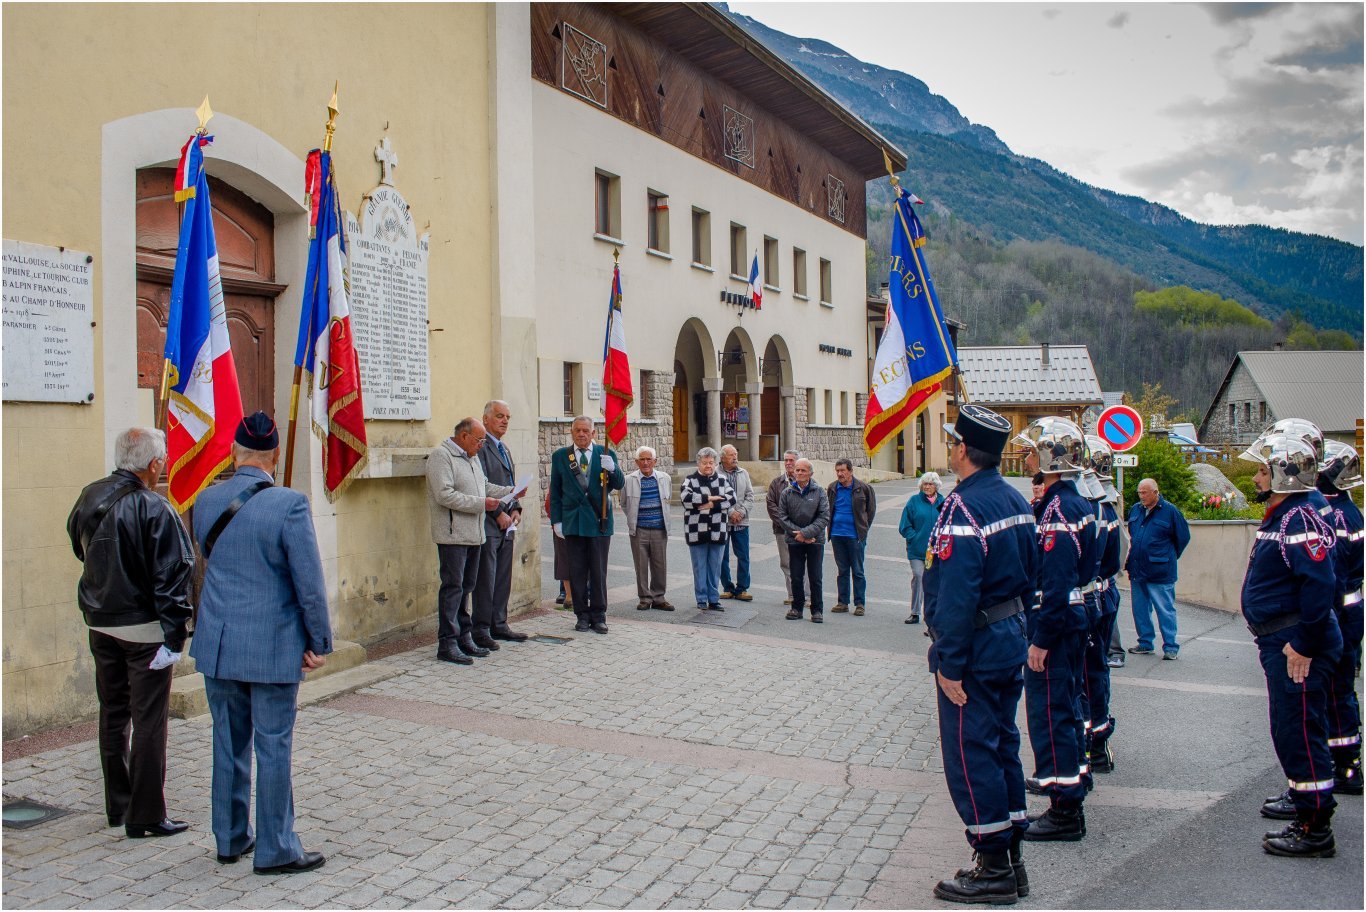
[
  {"xmin": 474, "ymin": 400, "xmax": 531, "ymax": 646},
  {"xmin": 426, "ymin": 417, "xmax": 517, "ymax": 666}
]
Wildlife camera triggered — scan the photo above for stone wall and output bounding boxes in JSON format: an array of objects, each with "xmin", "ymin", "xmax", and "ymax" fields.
[
  {"xmin": 537, "ymin": 371, "xmax": 676, "ymax": 493},
  {"xmin": 793, "ymin": 386, "xmax": 869, "ymax": 467}
]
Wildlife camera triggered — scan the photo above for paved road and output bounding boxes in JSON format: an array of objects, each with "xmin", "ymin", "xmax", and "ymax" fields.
[{"xmin": 3, "ymin": 474, "xmax": 1360, "ymax": 909}]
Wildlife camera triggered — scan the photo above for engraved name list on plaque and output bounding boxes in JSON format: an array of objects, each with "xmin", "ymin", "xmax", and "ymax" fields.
[{"xmin": 345, "ymin": 143, "xmax": 431, "ymax": 421}]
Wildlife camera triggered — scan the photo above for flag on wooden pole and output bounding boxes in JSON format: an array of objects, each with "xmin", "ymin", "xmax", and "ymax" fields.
[
  {"xmin": 293, "ymin": 147, "xmax": 368, "ymax": 500},
  {"xmin": 162, "ymin": 132, "xmax": 244, "ymax": 511},
  {"xmin": 863, "ymin": 185, "xmax": 957, "ymax": 457},
  {"xmin": 601, "ymin": 256, "xmax": 633, "ymax": 445}
]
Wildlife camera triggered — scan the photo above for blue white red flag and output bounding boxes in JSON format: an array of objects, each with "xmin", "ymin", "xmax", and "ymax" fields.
[
  {"xmin": 748, "ymin": 251, "xmax": 763, "ymax": 310},
  {"xmin": 162, "ymin": 133, "xmax": 244, "ymax": 511},
  {"xmin": 601, "ymin": 263, "xmax": 633, "ymax": 445},
  {"xmin": 294, "ymin": 149, "xmax": 368, "ymax": 501},
  {"xmin": 863, "ymin": 185, "xmax": 957, "ymax": 457}
]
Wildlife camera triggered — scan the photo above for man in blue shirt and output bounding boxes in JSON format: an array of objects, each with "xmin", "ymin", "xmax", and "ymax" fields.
[
  {"xmin": 1125, "ymin": 478, "xmax": 1191, "ymax": 659},
  {"xmin": 622, "ymin": 446, "xmax": 674, "ymax": 611},
  {"xmin": 827, "ymin": 459, "xmax": 876, "ymax": 615},
  {"xmin": 925, "ymin": 404, "xmax": 1035, "ymax": 904}
]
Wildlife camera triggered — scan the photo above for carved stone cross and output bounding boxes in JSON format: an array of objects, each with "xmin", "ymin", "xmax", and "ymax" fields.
[{"xmin": 374, "ymin": 136, "xmax": 398, "ymax": 186}]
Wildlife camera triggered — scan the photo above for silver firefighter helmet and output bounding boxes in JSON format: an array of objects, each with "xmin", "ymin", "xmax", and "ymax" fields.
[
  {"xmin": 1013, "ymin": 417, "xmax": 1086, "ymax": 475},
  {"xmin": 1239, "ymin": 432, "xmax": 1319, "ymax": 495},
  {"xmin": 1084, "ymin": 435, "xmax": 1115, "ymax": 481},
  {"xmin": 1263, "ymin": 418, "xmax": 1325, "ymax": 464},
  {"xmin": 1320, "ymin": 439, "xmax": 1363, "ymax": 491}
]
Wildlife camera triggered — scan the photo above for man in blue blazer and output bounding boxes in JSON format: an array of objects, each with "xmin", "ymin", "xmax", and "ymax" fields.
[
  {"xmin": 549, "ymin": 415, "xmax": 624, "ymax": 633},
  {"xmin": 190, "ymin": 412, "xmax": 333, "ymax": 875}
]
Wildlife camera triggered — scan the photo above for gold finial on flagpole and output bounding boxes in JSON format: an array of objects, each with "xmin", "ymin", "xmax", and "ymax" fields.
[
  {"xmin": 323, "ymin": 82, "xmax": 340, "ymax": 153},
  {"xmin": 881, "ymin": 147, "xmax": 900, "ymax": 188},
  {"xmin": 613, "ymin": 247, "xmax": 620, "ymax": 264},
  {"xmin": 195, "ymin": 96, "xmax": 213, "ymax": 134}
]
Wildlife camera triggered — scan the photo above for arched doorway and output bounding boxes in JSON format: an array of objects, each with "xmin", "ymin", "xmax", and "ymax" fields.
[
  {"xmin": 135, "ymin": 168, "xmax": 285, "ymax": 424},
  {"xmin": 761, "ymin": 335, "xmax": 794, "ymax": 460},
  {"xmin": 671, "ymin": 318, "xmax": 715, "ymax": 463},
  {"xmin": 719, "ymin": 327, "xmax": 757, "ymax": 459}
]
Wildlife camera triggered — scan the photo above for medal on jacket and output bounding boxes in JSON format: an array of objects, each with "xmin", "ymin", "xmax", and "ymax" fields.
[
  {"xmin": 1043, "ymin": 532, "xmax": 1056, "ymax": 552},
  {"xmin": 934, "ymin": 531, "xmax": 953, "ymax": 563}
]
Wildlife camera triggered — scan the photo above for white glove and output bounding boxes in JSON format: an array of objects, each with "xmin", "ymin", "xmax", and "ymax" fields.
[
  {"xmin": 149, "ymin": 646, "xmax": 182, "ymax": 671},
  {"xmin": 553, "ymin": 522, "xmax": 565, "ymax": 539},
  {"xmin": 599, "ymin": 454, "xmax": 616, "ymax": 473}
]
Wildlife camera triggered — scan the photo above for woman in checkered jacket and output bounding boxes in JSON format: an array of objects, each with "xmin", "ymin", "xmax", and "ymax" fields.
[{"xmin": 680, "ymin": 447, "xmax": 737, "ymax": 612}]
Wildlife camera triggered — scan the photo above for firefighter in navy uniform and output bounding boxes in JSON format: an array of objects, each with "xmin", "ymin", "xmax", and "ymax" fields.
[
  {"xmin": 1320, "ymin": 441, "xmax": 1363, "ymax": 793},
  {"xmin": 1080, "ymin": 436, "xmax": 1123, "ymax": 774},
  {"xmin": 1074, "ymin": 461, "xmax": 1107, "ymax": 791},
  {"xmin": 924, "ymin": 404, "xmax": 1037, "ymax": 905},
  {"xmin": 1240, "ymin": 433, "xmax": 1342, "ymax": 857},
  {"xmin": 1015, "ymin": 417, "xmax": 1097, "ymax": 841},
  {"xmin": 1265, "ymin": 418, "xmax": 1335, "ymax": 520}
]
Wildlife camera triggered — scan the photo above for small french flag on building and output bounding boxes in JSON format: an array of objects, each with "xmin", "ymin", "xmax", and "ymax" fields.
[{"xmin": 748, "ymin": 251, "xmax": 763, "ymax": 310}]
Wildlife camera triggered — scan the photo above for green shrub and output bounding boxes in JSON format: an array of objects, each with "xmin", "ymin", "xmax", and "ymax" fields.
[
  {"xmin": 1219, "ymin": 456, "xmax": 1261, "ymax": 503},
  {"xmin": 1118, "ymin": 437, "xmax": 1198, "ymax": 511}
]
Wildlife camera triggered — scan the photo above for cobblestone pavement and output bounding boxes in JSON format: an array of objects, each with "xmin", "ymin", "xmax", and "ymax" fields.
[{"xmin": 4, "ymin": 476, "xmax": 1362, "ymax": 909}]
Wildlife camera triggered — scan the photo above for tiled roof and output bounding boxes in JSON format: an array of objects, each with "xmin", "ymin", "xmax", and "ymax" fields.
[
  {"xmin": 1231, "ymin": 350, "xmax": 1363, "ymax": 434},
  {"xmin": 957, "ymin": 345, "xmax": 1104, "ymax": 406}
]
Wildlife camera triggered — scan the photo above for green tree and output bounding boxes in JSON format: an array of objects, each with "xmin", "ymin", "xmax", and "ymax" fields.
[
  {"xmin": 1129, "ymin": 382, "xmax": 1178, "ymax": 427},
  {"xmin": 1119, "ymin": 436, "xmax": 1198, "ymax": 511},
  {"xmin": 1134, "ymin": 286, "xmax": 1272, "ymax": 329}
]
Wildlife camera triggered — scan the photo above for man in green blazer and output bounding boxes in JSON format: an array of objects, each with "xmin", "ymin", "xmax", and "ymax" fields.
[{"xmin": 549, "ymin": 415, "xmax": 625, "ymax": 634}]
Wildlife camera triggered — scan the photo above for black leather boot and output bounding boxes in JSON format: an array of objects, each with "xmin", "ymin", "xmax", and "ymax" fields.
[
  {"xmin": 457, "ymin": 634, "xmax": 490, "ymax": 657},
  {"xmin": 1089, "ymin": 740, "xmax": 1114, "ymax": 773},
  {"xmin": 954, "ymin": 843, "xmax": 1028, "ymax": 899},
  {"xmin": 436, "ymin": 644, "xmax": 473, "ymax": 665},
  {"xmin": 1024, "ymin": 776, "xmax": 1047, "ymax": 796},
  {"xmin": 1261, "ymin": 790, "xmax": 1297, "ymax": 820},
  {"xmin": 1333, "ymin": 752, "xmax": 1363, "ymax": 795},
  {"xmin": 934, "ymin": 851, "xmax": 1018, "ymax": 904},
  {"xmin": 471, "ymin": 630, "xmax": 501, "ymax": 651},
  {"xmin": 1023, "ymin": 805, "xmax": 1085, "ymax": 841},
  {"xmin": 1263, "ymin": 819, "xmax": 1336, "ymax": 857}
]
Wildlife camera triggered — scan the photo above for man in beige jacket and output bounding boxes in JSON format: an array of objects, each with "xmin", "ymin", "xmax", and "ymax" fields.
[{"xmin": 426, "ymin": 417, "xmax": 514, "ymax": 665}]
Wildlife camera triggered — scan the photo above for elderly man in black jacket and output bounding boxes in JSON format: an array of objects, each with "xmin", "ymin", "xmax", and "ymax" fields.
[
  {"xmin": 66, "ymin": 427, "xmax": 196, "ymax": 838},
  {"xmin": 778, "ymin": 458, "xmax": 831, "ymax": 623}
]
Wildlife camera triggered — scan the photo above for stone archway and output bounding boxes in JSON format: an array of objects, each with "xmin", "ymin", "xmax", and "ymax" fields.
[
  {"xmin": 671, "ymin": 318, "xmax": 716, "ymax": 464},
  {"xmin": 719, "ymin": 327, "xmax": 759, "ymax": 459},
  {"xmin": 761, "ymin": 334, "xmax": 795, "ymax": 459}
]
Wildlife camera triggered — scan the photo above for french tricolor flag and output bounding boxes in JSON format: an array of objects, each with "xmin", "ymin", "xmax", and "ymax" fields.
[
  {"xmin": 162, "ymin": 133, "xmax": 244, "ymax": 511},
  {"xmin": 748, "ymin": 251, "xmax": 763, "ymax": 310}
]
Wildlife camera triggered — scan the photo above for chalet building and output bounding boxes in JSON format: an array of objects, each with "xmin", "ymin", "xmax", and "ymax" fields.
[
  {"xmin": 1198, "ymin": 350, "xmax": 1364, "ymax": 447},
  {"xmin": 950, "ymin": 343, "xmax": 1104, "ymax": 440},
  {"xmin": 527, "ymin": 3, "xmax": 903, "ymax": 475}
]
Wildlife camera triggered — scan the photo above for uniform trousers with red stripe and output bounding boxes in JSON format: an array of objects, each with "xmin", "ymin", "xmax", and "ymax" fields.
[
  {"xmin": 1025, "ymin": 632, "xmax": 1088, "ymax": 808},
  {"xmin": 1258, "ymin": 640, "xmax": 1338, "ymax": 822},
  {"xmin": 1085, "ymin": 607, "xmax": 1119, "ymax": 746},
  {"xmin": 937, "ymin": 665, "xmax": 1028, "ymax": 853},
  {"xmin": 1327, "ymin": 611, "xmax": 1361, "ymax": 769}
]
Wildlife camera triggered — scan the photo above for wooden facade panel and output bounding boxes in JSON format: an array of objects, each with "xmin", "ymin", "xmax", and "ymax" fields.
[{"xmin": 531, "ymin": 2, "xmax": 868, "ymax": 238}]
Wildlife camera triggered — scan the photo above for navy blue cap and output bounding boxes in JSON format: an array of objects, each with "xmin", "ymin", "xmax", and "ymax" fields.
[
  {"xmin": 234, "ymin": 411, "xmax": 279, "ymax": 451},
  {"xmin": 943, "ymin": 404, "xmax": 1012, "ymax": 456}
]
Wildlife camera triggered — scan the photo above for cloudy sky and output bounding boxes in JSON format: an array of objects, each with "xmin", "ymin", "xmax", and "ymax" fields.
[{"xmin": 729, "ymin": 1, "xmax": 1364, "ymax": 245}]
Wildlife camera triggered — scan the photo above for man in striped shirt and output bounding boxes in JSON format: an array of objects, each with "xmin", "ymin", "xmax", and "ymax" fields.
[{"xmin": 622, "ymin": 447, "xmax": 674, "ymax": 611}]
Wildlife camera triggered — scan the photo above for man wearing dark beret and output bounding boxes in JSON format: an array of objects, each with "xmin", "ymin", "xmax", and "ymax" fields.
[{"xmin": 190, "ymin": 411, "xmax": 333, "ymax": 874}]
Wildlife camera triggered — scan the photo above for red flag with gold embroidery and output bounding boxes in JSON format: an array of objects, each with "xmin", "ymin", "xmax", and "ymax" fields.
[{"xmin": 601, "ymin": 263, "xmax": 633, "ymax": 445}]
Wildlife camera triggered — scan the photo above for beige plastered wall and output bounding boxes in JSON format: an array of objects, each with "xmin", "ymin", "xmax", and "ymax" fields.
[{"xmin": 1, "ymin": 3, "xmax": 530, "ymax": 737}]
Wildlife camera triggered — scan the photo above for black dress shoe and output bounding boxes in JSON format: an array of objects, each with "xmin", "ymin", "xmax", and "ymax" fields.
[
  {"xmin": 709, "ymin": 603, "xmax": 724, "ymax": 612},
  {"xmin": 590, "ymin": 622, "xmax": 609, "ymax": 634},
  {"xmin": 574, "ymin": 620, "xmax": 592, "ymax": 632},
  {"xmin": 217, "ymin": 838, "xmax": 255, "ymax": 864},
  {"xmin": 127, "ymin": 818, "xmax": 190, "ymax": 838},
  {"xmin": 491, "ymin": 627, "xmax": 529, "ymax": 642},
  {"xmin": 472, "ymin": 632, "xmax": 501, "ymax": 651},
  {"xmin": 457, "ymin": 636, "xmax": 490, "ymax": 657},
  {"xmin": 255, "ymin": 850, "xmax": 327, "ymax": 875},
  {"xmin": 437, "ymin": 649, "xmax": 473, "ymax": 666}
]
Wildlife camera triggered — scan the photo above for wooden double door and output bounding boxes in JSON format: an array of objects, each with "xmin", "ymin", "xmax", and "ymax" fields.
[{"xmin": 134, "ymin": 168, "xmax": 283, "ymax": 423}]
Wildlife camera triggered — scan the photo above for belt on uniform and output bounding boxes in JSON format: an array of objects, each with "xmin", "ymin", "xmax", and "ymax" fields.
[
  {"xmin": 1080, "ymin": 580, "xmax": 1104, "ymax": 594},
  {"xmin": 975, "ymin": 597, "xmax": 1024, "ymax": 630},
  {"xmin": 1248, "ymin": 612, "xmax": 1301, "ymax": 637},
  {"xmin": 1344, "ymin": 589, "xmax": 1363, "ymax": 608}
]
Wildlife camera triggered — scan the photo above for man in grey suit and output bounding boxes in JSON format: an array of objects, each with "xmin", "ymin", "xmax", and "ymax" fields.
[
  {"xmin": 474, "ymin": 400, "xmax": 528, "ymax": 646},
  {"xmin": 190, "ymin": 412, "xmax": 332, "ymax": 875}
]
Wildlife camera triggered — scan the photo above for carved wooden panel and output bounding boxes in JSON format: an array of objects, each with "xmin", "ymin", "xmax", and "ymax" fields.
[{"xmin": 531, "ymin": 3, "xmax": 867, "ymax": 237}]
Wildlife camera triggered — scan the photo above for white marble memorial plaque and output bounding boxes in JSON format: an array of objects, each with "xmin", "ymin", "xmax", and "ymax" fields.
[
  {"xmin": 345, "ymin": 185, "xmax": 430, "ymax": 420},
  {"xmin": 2, "ymin": 240, "xmax": 95, "ymax": 404}
]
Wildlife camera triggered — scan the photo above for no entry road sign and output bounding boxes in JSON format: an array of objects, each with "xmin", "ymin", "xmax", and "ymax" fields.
[{"xmin": 1098, "ymin": 405, "xmax": 1144, "ymax": 452}]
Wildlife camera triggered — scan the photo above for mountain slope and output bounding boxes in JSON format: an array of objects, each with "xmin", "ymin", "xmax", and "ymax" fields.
[{"xmin": 724, "ymin": 6, "xmax": 1364, "ymax": 336}]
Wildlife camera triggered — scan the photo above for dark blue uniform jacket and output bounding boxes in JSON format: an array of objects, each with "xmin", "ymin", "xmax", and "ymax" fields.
[
  {"xmin": 1030, "ymin": 478, "xmax": 1097, "ymax": 650},
  {"xmin": 1325, "ymin": 491, "xmax": 1363, "ymax": 645},
  {"xmin": 1099, "ymin": 502, "xmax": 1122, "ymax": 581},
  {"xmin": 923, "ymin": 468, "xmax": 1035, "ymax": 681},
  {"xmin": 1241, "ymin": 492, "xmax": 1342, "ymax": 659}
]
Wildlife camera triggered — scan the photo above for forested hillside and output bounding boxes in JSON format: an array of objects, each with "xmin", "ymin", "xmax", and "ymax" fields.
[{"xmin": 725, "ymin": 7, "xmax": 1365, "ymax": 338}]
